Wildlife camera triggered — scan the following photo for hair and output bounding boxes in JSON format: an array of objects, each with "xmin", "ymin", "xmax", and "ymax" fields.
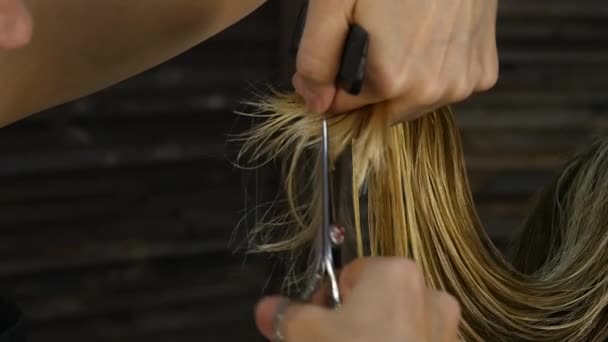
[{"xmin": 234, "ymin": 92, "xmax": 608, "ymax": 341}]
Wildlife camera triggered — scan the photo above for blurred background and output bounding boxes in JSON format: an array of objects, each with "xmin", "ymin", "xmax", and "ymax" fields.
[{"xmin": 0, "ymin": 0, "xmax": 606, "ymax": 341}]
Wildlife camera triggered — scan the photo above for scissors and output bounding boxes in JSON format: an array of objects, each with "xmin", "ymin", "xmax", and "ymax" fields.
[
  {"xmin": 298, "ymin": 118, "xmax": 342, "ymax": 307},
  {"xmin": 292, "ymin": 1, "xmax": 370, "ymax": 307}
]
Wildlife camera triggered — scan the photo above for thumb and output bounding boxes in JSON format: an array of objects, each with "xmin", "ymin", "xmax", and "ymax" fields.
[
  {"xmin": 294, "ymin": 0, "xmax": 355, "ymax": 114},
  {"xmin": 254, "ymin": 296, "xmax": 285, "ymax": 339},
  {"xmin": 254, "ymin": 296, "xmax": 334, "ymax": 341}
]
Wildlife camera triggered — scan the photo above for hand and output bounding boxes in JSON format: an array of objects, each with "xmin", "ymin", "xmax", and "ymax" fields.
[
  {"xmin": 255, "ymin": 258, "xmax": 461, "ymax": 341},
  {"xmin": 293, "ymin": 0, "xmax": 499, "ymax": 124},
  {"xmin": 0, "ymin": 0, "xmax": 33, "ymax": 49}
]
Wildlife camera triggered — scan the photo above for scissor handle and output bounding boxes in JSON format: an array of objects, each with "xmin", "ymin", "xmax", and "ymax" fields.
[
  {"xmin": 290, "ymin": 1, "xmax": 369, "ymax": 309},
  {"xmin": 338, "ymin": 24, "xmax": 369, "ymax": 95},
  {"xmin": 291, "ymin": 1, "xmax": 369, "ymax": 96}
]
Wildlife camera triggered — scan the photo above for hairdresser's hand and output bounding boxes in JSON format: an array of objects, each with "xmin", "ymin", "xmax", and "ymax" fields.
[
  {"xmin": 294, "ymin": 0, "xmax": 499, "ymax": 124},
  {"xmin": 255, "ymin": 258, "xmax": 461, "ymax": 341}
]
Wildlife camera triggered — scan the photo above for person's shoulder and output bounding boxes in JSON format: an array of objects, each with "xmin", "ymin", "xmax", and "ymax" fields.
[{"xmin": 0, "ymin": 298, "xmax": 25, "ymax": 342}]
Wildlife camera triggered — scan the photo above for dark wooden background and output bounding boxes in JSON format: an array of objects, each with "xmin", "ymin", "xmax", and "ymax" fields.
[{"xmin": 0, "ymin": 0, "xmax": 606, "ymax": 341}]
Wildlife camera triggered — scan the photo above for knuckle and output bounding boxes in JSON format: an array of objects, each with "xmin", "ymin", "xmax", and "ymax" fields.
[
  {"xmin": 449, "ymin": 77, "xmax": 474, "ymax": 102},
  {"xmin": 339, "ymin": 258, "xmax": 367, "ymax": 293},
  {"xmin": 344, "ymin": 256, "xmax": 369, "ymax": 272},
  {"xmin": 383, "ymin": 258, "xmax": 426, "ymax": 291},
  {"xmin": 417, "ymin": 81, "xmax": 444, "ymax": 106},
  {"xmin": 282, "ymin": 305, "xmax": 325, "ymax": 339},
  {"xmin": 477, "ymin": 67, "xmax": 499, "ymax": 91},
  {"xmin": 341, "ymin": 257, "xmax": 371, "ymax": 279},
  {"xmin": 373, "ymin": 63, "xmax": 405, "ymax": 98},
  {"xmin": 476, "ymin": 54, "xmax": 499, "ymax": 91},
  {"xmin": 438, "ymin": 292, "xmax": 462, "ymax": 322}
]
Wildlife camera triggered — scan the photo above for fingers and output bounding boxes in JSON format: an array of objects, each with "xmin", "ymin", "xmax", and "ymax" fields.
[
  {"xmin": 254, "ymin": 296, "xmax": 334, "ymax": 341},
  {"xmin": 336, "ymin": 257, "xmax": 374, "ymax": 299},
  {"xmin": 473, "ymin": 0, "xmax": 499, "ymax": 93},
  {"xmin": 311, "ymin": 258, "xmax": 405, "ymax": 305},
  {"xmin": 310, "ymin": 281, "xmax": 330, "ymax": 306},
  {"xmin": 254, "ymin": 258, "xmax": 462, "ymax": 341},
  {"xmin": 339, "ymin": 257, "xmax": 461, "ymax": 341},
  {"xmin": 327, "ymin": 85, "xmax": 380, "ymax": 118},
  {"xmin": 327, "ymin": 0, "xmax": 423, "ymax": 115},
  {"xmin": 429, "ymin": 292, "xmax": 462, "ymax": 341},
  {"xmin": 0, "ymin": 0, "xmax": 33, "ymax": 49},
  {"xmin": 293, "ymin": 0, "xmax": 499, "ymax": 124},
  {"xmin": 254, "ymin": 296, "xmax": 281, "ymax": 339},
  {"xmin": 294, "ymin": 0, "xmax": 355, "ymax": 113},
  {"xmin": 336, "ymin": 257, "xmax": 419, "ymax": 301}
]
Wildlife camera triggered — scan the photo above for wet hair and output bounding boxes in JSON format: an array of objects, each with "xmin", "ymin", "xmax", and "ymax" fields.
[{"xmin": 236, "ymin": 93, "xmax": 608, "ymax": 341}]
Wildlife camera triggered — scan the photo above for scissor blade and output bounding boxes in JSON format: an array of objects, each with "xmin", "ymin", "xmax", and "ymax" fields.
[
  {"xmin": 322, "ymin": 119, "xmax": 342, "ymax": 307},
  {"xmin": 300, "ymin": 119, "xmax": 338, "ymax": 304},
  {"xmin": 321, "ymin": 119, "xmax": 331, "ymax": 256}
]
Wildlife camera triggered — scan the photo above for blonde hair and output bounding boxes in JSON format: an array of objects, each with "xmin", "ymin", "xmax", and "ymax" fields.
[{"xmin": 235, "ymin": 92, "xmax": 608, "ymax": 341}]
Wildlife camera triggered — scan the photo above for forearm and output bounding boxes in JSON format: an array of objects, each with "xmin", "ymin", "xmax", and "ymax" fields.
[{"xmin": 0, "ymin": 0, "xmax": 266, "ymax": 127}]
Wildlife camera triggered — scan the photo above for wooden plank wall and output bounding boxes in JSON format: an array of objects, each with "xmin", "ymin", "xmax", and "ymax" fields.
[
  {"xmin": 0, "ymin": 3, "xmax": 281, "ymax": 342},
  {"xmin": 0, "ymin": 0, "xmax": 606, "ymax": 341},
  {"xmin": 459, "ymin": 0, "xmax": 608, "ymax": 250}
]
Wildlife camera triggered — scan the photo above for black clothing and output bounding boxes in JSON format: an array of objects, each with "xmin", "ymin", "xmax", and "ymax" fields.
[{"xmin": 0, "ymin": 299, "xmax": 25, "ymax": 342}]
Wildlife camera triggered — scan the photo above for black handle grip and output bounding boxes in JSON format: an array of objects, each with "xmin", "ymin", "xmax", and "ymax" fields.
[
  {"xmin": 338, "ymin": 25, "xmax": 369, "ymax": 95},
  {"xmin": 291, "ymin": 2, "xmax": 369, "ymax": 96}
]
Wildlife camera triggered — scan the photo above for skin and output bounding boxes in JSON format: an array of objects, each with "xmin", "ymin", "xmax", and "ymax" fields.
[
  {"xmin": 0, "ymin": 0, "xmax": 32, "ymax": 49},
  {"xmin": 294, "ymin": 0, "xmax": 499, "ymax": 124},
  {"xmin": 0, "ymin": 0, "xmax": 500, "ymax": 127},
  {"xmin": 255, "ymin": 258, "xmax": 461, "ymax": 341},
  {"xmin": 0, "ymin": 0, "xmax": 499, "ymax": 339},
  {"xmin": 0, "ymin": 0, "xmax": 266, "ymax": 127}
]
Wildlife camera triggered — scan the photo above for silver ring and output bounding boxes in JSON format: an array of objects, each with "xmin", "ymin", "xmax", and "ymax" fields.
[{"xmin": 273, "ymin": 299, "xmax": 291, "ymax": 342}]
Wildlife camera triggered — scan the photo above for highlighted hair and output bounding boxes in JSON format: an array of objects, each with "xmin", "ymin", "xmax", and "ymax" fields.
[{"xmin": 235, "ymin": 92, "xmax": 608, "ymax": 341}]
